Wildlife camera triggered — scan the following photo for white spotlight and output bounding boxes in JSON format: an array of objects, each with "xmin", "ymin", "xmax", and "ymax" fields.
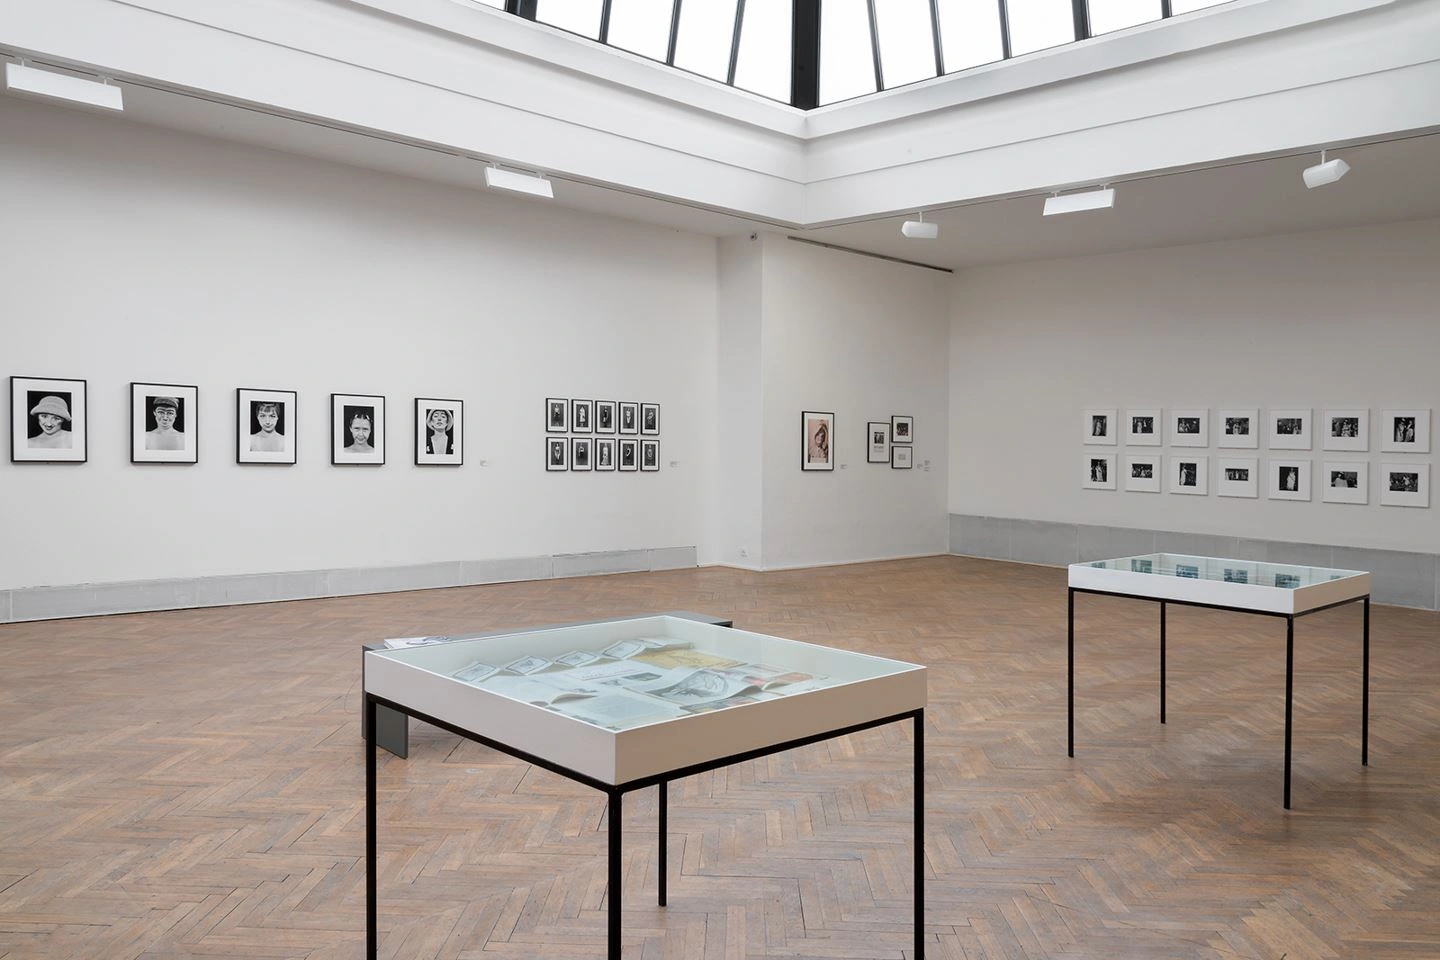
[
  {"xmin": 901, "ymin": 211, "xmax": 938, "ymax": 239},
  {"xmin": 1303, "ymin": 150, "xmax": 1350, "ymax": 189},
  {"xmin": 5, "ymin": 61, "xmax": 123, "ymax": 111},
  {"xmin": 1043, "ymin": 187, "xmax": 1115, "ymax": 216},
  {"xmin": 484, "ymin": 165, "xmax": 554, "ymax": 199}
]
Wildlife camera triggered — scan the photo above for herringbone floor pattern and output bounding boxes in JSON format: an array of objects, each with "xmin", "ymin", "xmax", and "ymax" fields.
[{"xmin": 0, "ymin": 557, "xmax": 1435, "ymax": 959}]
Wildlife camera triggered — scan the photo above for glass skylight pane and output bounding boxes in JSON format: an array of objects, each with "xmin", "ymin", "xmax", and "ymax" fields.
[
  {"xmin": 1006, "ymin": 0, "xmax": 1077, "ymax": 56},
  {"xmin": 535, "ymin": 0, "xmax": 604, "ymax": 39},
  {"xmin": 734, "ymin": 1, "xmax": 793, "ymax": 102},
  {"xmin": 607, "ymin": 0, "xmax": 675, "ymax": 62},
  {"xmin": 820, "ymin": 0, "xmax": 877, "ymax": 105},
  {"xmin": 875, "ymin": 0, "xmax": 938, "ymax": 89},
  {"xmin": 1170, "ymin": 0, "xmax": 1231, "ymax": 11},
  {"xmin": 1088, "ymin": 0, "xmax": 1161, "ymax": 35},
  {"xmin": 674, "ymin": 0, "xmax": 740, "ymax": 81},
  {"xmin": 936, "ymin": 0, "xmax": 1003, "ymax": 72}
]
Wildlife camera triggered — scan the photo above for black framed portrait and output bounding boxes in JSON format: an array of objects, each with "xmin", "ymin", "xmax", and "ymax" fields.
[
  {"xmin": 416, "ymin": 398, "xmax": 463, "ymax": 466},
  {"xmin": 11, "ymin": 376, "xmax": 88, "ymax": 464},
  {"xmin": 131, "ymin": 381, "xmax": 197, "ymax": 465}
]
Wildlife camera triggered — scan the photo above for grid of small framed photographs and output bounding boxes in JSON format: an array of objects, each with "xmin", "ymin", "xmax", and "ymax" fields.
[{"xmin": 547, "ymin": 397, "xmax": 659, "ymax": 473}]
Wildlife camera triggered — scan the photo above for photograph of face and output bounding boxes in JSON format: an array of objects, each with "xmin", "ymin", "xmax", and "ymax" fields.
[
  {"xmin": 1225, "ymin": 417, "xmax": 1250, "ymax": 436},
  {"xmin": 806, "ymin": 418, "xmax": 830, "ymax": 464},
  {"xmin": 143, "ymin": 396, "xmax": 185, "ymax": 451},
  {"xmin": 250, "ymin": 401, "xmax": 285, "ymax": 452},
  {"xmin": 344, "ymin": 406, "xmax": 375, "ymax": 452},
  {"xmin": 426, "ymin": 408, "xmax": 453, "ymax": 455},
  {"xmin": 1330, "ymin": 417, "xmax": 1360, "ymax": 438},
  {"xmin": 27, "ymin": 392, "xmax": 74, "ymax": 449}
]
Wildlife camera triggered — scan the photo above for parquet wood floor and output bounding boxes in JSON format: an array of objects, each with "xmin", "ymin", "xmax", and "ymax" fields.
[{"xmin": 0, "ymin": 557, "xmax": 1436, "ymax": 959}]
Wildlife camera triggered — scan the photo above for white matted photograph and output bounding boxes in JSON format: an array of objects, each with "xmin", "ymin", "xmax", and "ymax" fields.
[
  {"xmin": 1268, "ymin": 408, "xmax": 1312, "ymax": 450},
  {"xmin": 891, "ymin": 445, "xmax": 914, "ymax": 469},
  {"xmin": 1269, "ymin": 459, "xmax": 1312, "ymax": 501},
  {"xmin": 1380, "ymin": 462, "xmax": 1429, "ymax": 507},
  {"xmin": 594, "ymin": 437, "xmax": 616, "ymax": 471},
  {"xmin": 131, "ymin": 381, "xmax": 197, "ymax": 465},
  {"xmin": 236, "ymin": 388, "xmax": 297, "ymax": 465},
  {"xmin": 1322, "ymin": 461, "xmax": 1368, "ymax": 505},
  {"xmin": 1380, "ymin": 409, "xmax": 1430, "ymax": 454},
  {"xmin": 546, "ymin": 398, "xmax": 568, "ymax": 433},
  {"xmin": 1083, "ymin": 454, "xmax": 1115, "ymax": 490},
  {"xmin": 415, "ymin": 398, "xmax": 462, "ymax": 465},
  {"xmin": 571, "ymin": 436, "xmax": 593, "ymax": 471},
  {"xmin": 618, "ymin": 402, "xmax": 639, "ymax": 435},
  {"xmin": 1322, "ymin": 408, "xmax": 1369, "ymax": 452},
  {"xmin": 801, "ymin": 410, "xmax": 834, "ymax": 471},
  {"xmin": 1083, "ymin": 409, "xmax": 1117, "ymax": 445},
  {"xmin": 641, "ymin": 438, "xmax": 660, "ymax": 471},
  {"xmin": 618, "ymin": 437, "xmax": 639, "ymax": 471},
  {"xmin": 1170, "ymin": 409, "xmax": 1209, "ymax": 447},
  {"xmin": 1216, "ymin": 457, "xmax": 1258, "ymax": 498},
  {"xmin": 891, "ymin": 414, "xmax": 913, "ymax": 444},
  {"xmin": 12, "ymin": 375, "xmax": 88, "ymax": 464},
  {"xmin": 594, "ymin": 400, "xmax": 616, "ymax": 434},
  {"xmin": 867, "ymin": 421, "xmax": 889, "ymax": 463},
  {"xmin": 331, "ymin": 393, "xmax": 384, "ymax": 466},
  {"xmin": 1126, "ymin": 408, "xmax": 1161, "ymax": 446},
  {"xmin": 641, "ymin": 403, "xmax": 660, "ymax": 436},
  {"xmin": 546, "ymin": 436, "xmax": 569, "ymax": 471},
  {"xmin": 1125, "ymin": 454, "xmax": 1161, "ymax": 493},
  {"xmin": 1217, "ymin": 408, "xmax": 1259, "ymax": 449},
  {"xmin": 571, "ymin": 399, "xmax": 593, "ymax": 434},
  {"xmin": 1169, "ymin": 455, "xmax": 1208, "ymax": 495}
]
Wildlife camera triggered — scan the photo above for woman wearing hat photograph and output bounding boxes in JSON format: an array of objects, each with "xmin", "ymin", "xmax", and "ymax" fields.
[
  {"xmin": 145, "ymin": 396, "xmax": 186, "ymax": 451},
  {"xmin": 29, "ymin": 394, "xmax": 73, "ymax": 449}
]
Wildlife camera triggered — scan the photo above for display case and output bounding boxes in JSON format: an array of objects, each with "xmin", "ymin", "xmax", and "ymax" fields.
[{"xmin": 1069, "ymin": 552, "xmax": 1370, "ymax": 614}]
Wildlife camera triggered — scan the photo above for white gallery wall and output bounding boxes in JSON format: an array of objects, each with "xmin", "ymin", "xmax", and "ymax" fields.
[
  {"xmin": 949, "ymin": 217, "xmax": 1440, "ymax": 553},
  {"xmin": 0, "ymin": 97, "xmax": 719, "ymax": 591}
]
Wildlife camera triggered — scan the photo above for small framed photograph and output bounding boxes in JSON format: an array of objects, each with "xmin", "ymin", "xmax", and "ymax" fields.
[
  {"xmin": 1083, "ymin": 409, "xmax": 1116, "ymax": 446},
  {"xmin": 1323, "ymin": 409, "xmax": 1368, "ymax": 452},
  {"xmin": 1126, "ymin": 408, "xmax": 1161, "ymax": 446},
  {"xmin": 1125, "ymin": 454, "xmax": 1161, "ymax": 493},
  {"xmin": 1322, "ymin": 461, "xmax": 1368, "ymax": 505},
  {"xmin": 1380, "ymin": 409, "xmax": 1430, "ymax": 454},
  {"xmin": 1380, "ymin": 463, "xmax": 1429, "ymax": 507},
  {"xmin": 1269, "ymin": 408, "xmax": 1312, "ymax": 450},
  {"xmin": 891, "ymin": 414, "xmax": 914, "ymax": 444},
  {"xmin": 802, "ymin": 411, "xmax": 835, "ymax": 471},
  {"xmin": 1217, "ymin": 408, "xmax": 1259, "ymax": 449},
  {"xmin": 1216, "ymin": 457, "xmax": 1258, "ymax": 498},
  {"xmin": 594, "ymin": 400, "xmax": 617, "ymax": 434},
  {"xmin": 546, "ymin": 398, "xmax": 569, "ymax": 433},
  {"xmin": 891, "ymin": 446, "xmax": 914, "ymax": 469},
  {"xmin": 867, "ymin": 421, "xmax": 889, "ymax": 463},
  {"xmin": 416, "ymin": 398, "xmax": 462, "ymax": 465},
  {"xmin": 1082, "ymin": 454, "xmax": 1114, "ymax": 489},
  {"xmin": 546, "ymin": 436, "xmax": 569, "ymax": 471},
  {"xmin": 595, "ymin": 437, "xmax": 616, "ymax": 471},
  {"xmin": 571, "ymin": 399, "xmax": 592, "ymax": 434},
  {"xmin": 11, "ymin": 376, "xmax": 87, "ymax": 463},
  {"xmin": 641, "ymin": 438, "xmax": 660, "ymax": 471},
  {"xmin": 332, "ymin": 393, "xmax": 384, "ymax": 466},
  {"xmin": 131, "ymin": 382, "xmax": 197, "ymax": 465},
  {"xmin": 237, "ymin": 388, "xmax": 297, "ymax": 465},
  {"xmin": 571, "ymin": 436, "xmax": 593, "ymax": 471},
  {"xmin": 618, "ymin": 437, "xmax": 639, "ymax": 472},
  {"xmin": 1170, "ymin": 409, "xmax": 1209, "ymax": 447},
  {"xmin": 1269, "ymin": 459, "xmax": 1312, "ymax": 501},
  {"xmin": 619, "ymin": 402, "xmax": 639, "ymax": 435},
  {"xmin": 1170, "ymin": 455, "xmax": 1208, "ymax": 495},
  {"xmin": 641, "ymin": 403, "xmax": 660, "ymax": 436}
]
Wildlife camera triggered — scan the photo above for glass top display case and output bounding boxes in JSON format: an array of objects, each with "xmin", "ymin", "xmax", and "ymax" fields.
[{"xmin": 1068, "ymin": 553, "xmax": 1370, "ymax": 614}]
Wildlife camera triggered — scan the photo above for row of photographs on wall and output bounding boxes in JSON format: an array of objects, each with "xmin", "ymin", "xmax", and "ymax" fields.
[
  {"xmin": 547, "ymin": 397, "xmax": 658, "ymax": 435},
  {"xmin": 804, "ymin": 412, "xmax": 916, "ymax": 471},
  {"xmin": 546, "ymin": 436, "xmax": 659, "ymax": 472},
  {"xmin": 1083, "ymin": 407, "xmax": 1431, "ymax": 454},
  {"xmin": 1082, "ymin": 454, "xmax": 1431, "ymax": 507}
]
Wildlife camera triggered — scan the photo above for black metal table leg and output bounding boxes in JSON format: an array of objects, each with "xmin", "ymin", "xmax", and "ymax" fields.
[
  {"xmin": 1160, "ymin": 601, "xmax": 1167, "ymax": 724},
  {"xmin": 1362, "ymin": 596, "xmax": 1370, "ymax": 766},
  {"xmin": 366, "ymin": 694, "xmax": 378, "ymax": 959},
  {"xmin": 914, "ymin": 709, "xmax": 925, "ymax": 960},
  {"xmin": 609, "ymin": 789, "xmax": 622, "ymax": 960},
  {"xmin": 1068, "ymin": 588, "xmax": 1075, "ymax": 757},
  {"xmin": 1284, "ymin": 616, "xmax": 1294, "ymax": 809},
  {"xmin": 658, "ymin": 779, "xmax": 667, "ymax": 907}
]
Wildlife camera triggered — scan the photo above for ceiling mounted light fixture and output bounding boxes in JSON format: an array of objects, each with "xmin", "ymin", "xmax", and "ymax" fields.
[
  {"xmin": 1043, "ymin": 186, "xmax": 1116, "ymax": 216},
  {"xmin": 484, "ymin": 165, "xmax": 554, "ymax": 199},
  {"xmin": 1302, "ymin": 149, "xmax": 1350, "ymax": 189},
  {"xmin": 5, "ymin": 61, "xmax": 123, "ymax": 111},
  {"xmin": 901, "ymin": 211, "xmax": 938, "ymax": 239}
]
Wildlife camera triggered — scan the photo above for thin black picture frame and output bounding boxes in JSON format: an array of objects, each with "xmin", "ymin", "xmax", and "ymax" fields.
[
  {"xmin": 130, "ymin": 380, "xmax": 198, "ymax": 465},
  {"xmin": 547, "ymin": 436, "xmax": 569, "ymax": 471},
  {"xmin": 891, "ymin": 414, "xmax": 914, "ymax": 444},
  {"xmin": 546, "ymin": 397, "xmax": 569, "ymax": 433},
  {"xmin": 415, "ymin": 397, "xmax": 463, "ymax": 466},
  {"xmin": 595, "ymin": 437, "xmax": 617, "ymax": 471},
  {"xmin": 572, "ymin": 399, "xmax": 593, "ymax": 434},
  {"xmin": 866, "ymin": 420, "xmax": 889, "ymax": 463},
  {"xmin": 10, "ymin": 375, "xmax": 89, "ymax": 464},
  {"xmin": 618, "ymin": 401, "xmax": 639, "ymax": 435},
  {"xmin": 594, "ymin": 400, "xmax": 617, "ymax": 434},
  {"xmin": 618, "ymin": 437, "xmax": 639, "ymax": 471},
  {"xmin": 571, "ymin": 436, "xmax": 593, "ymax": 471},
  {"xmin": 331, "ymin": 392, "xmax": 386, "ymax": 467},
  {"xmin": 801, "ymin": 410, "xmax": 835, "ymax": 471},
  {"xmin": 640, "ymin": 402, "xmax": 660, "ymax": 436},
  {"xmin": 236, "ymin": 387, "xmax": 298, "ymax": 466},
  {"xmin": 640, "ymin": 438, "xmax": 660, "ymax": 472},
  {"xmin": 891, "ymin": 446, "xmax": 914, "ymax": 469}
]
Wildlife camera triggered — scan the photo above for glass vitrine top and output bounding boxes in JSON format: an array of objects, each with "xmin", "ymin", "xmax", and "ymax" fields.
[{"xmin": 1083, "ymin": 553, "xmax": 1364, "ymax": 589}]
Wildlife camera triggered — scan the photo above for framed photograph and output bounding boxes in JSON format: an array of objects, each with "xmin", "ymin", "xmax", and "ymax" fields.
[
  {"xmin": 1380, "ymin": 409, "xmax": 1430, "ymax": 454},
  {"xmin": 640, "ymin": 438, "xmax": 660, "ymax": 471},
  {"xmin": 801, "ymin": 411, "xmax": 835, "ymax": 471},
  {"xmin": 571, "ymin": 399, "xmax": 592, "ymax": 434},
  {"xmin": 641, "ymin": 403, "xmax": 660, "ymax": 436},
  {"xmin": 11, "ymin": 376, "xmax": 87, "ymax": 463},
  {"xmin": 618, "ymin": 437, "xmax": 639, "ymax": 472},
  {"xmin": 891, "ymin": 446, "xmax": 914, "ymax": 469},
  {"xmin": 1217, "ymin": 408, "xmax": 1259, "ymax": 449},
  {"xmin": 619, "ymin": 401, "xmax": 639, "ymax": 435},
  {"xmin": 595, "ymin": 437, "xmax": 616, "ymax": 471},
  {"xmin": 1268, "ymin": 408, "xmax": 1312, "ymax": 450},
  {"xmin": 236, "ymin": 388, "xmax": 297, "ymax": 465},
  {"xmin": 331, "ymin": 393, "xmax": 384, "ymax": 466},
  {"xmin": 546, "ymin": 398, "xmax": 569, "ymax": 433},
  {"xmin": 594, "ymin": 400, "xmax": 617, "ymax": 435},
  {"xmin": 866, "ymin": 421, "xmax": 889, "ymax": 463},
  {"xmin": 1269, "ymin": 459, "xmax": 1312, "ymax": 501},
  {"xmin": 1083, "ymin": 409, "xmax": 1116, "ymax": 446},
  {"xmin": 130, "ymin": 381, "xmax": 197, "ymax": 465},
  {"xmin": 571, "ymin": 436, "xmax": 593, "ymax": 471},
  {"xmin": 1322, "ymin": 461, "xmax": 1368, "ymax": 505},
  {"xmin": 1170, "ymin": 408, "xmax": 1209, "ymax": 447},
  {"xmin": 1125, "ymin": 454, "xmax": 1161, "ymax": 493},
  {"xmin": 1216, "ymin": 457, "xmax": 1258, "ymax": 498},
  {"xmin": 891, "ymin": 414, "xmax": 913, "ymax": 444},
  {"xmin": 546, "ymin": 436, "xmax": 569, "ymax": 471},
  {"xmin": 1126, "ymin": 408, "xmax": 1161, "ymax": 446},
  {"xmin": 1082, "ymin": 454, "xmax": 1114, "ymax": 489},
  {"xmin": 1322, "ymin": 409, "xmax": 1368, "ymax": 452},
  {"xmin": 1380, "ymin": 463, "xmax": 1429, "ymax": 507},
  {"xmin": 1169, "ymin": 455, "xmax": 1208, "ymax": 495},
  {"xmin": 415, "ymin": 398, "xmax": 462, "ymax": 466}
]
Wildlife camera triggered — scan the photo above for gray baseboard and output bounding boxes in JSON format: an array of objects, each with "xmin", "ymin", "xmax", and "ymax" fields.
[
  {"xmin": 0, "ymin": 546, "xmax": 698, "ymax": 624},
  {"xmin": 949, "ymin": 514, "xmax": 1440, "ymax": 611}
]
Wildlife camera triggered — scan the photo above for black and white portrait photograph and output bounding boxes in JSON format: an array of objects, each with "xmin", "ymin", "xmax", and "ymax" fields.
[
  {"xmin": 130, "ymin": 381, "xmax": 197, "ymax": 465},
  {"xmin": 1125, "ymin": 455, "xmax": 1161, "ymax": 493},
  {"xmin": 1268, "ymin": 408, "xmax": 1312, "ymax": 450},
  {"xmin": 1217, "ymin": 408, "xmax": 1259, "ymax": 449},
  {"xmin": 11, "ymin": 376, "xmax": 88, "ymax": 464},
  {"xmin": 1322, "ymin": 408, "xmax": 1368, "ymax": 452},
  {"xmin": 1268, "ymin": 459, "xmax": 1312, "ymax": 501},
  {"xmin": 1380, "ymin": 462, "xmax": 1429, "ymax": 507},
  {"xmin": 891, "ymin": 414, "xmax": 913, "ymax": 445},
  {"xmin": 1170, "ymin": 409, "xmax": 1209, "ymax": 447},
  {"xmin": 867, "ymin": 421, "xmax": 889, "ymax": 463},
  {"xmin": 641, "ymin": 438, "xmax": 659, "ymax": 471},
  {"xmin": 594, "ymin": 400, "xmax": 616, "ymax": 434},
  {"xmin": 331, "ymin": 393, "xmax": 385, "ymax": 466},
  {"xmin": 595, "ymin": 437, "xmax": 616, "ymax": 471},
  {"xmin": 1216, "ymin": 456, "xmax": 1258, "ymax": 498},
  {"xmin": 571, "ymin": 437, "xmax": 592, "ymax": 471},
  {"xmin": 1125, "ymin": 408, "xmax": 1161, "ymax": 446},
  {"xmin": 618, "ymin": 437, "xmax": 639, "ymax": 472},
  {"xmin": 1322, "ymin": 461, "xmax": 1367, "ymax": 504},
  {"xmin": 236, "ymin": 387, "xmax": 297, "ymax": 465},
  {"xmin": 572, "ymin": 399, "xmax": 592, "ymax": 434},
  {"xmin": 547, "ymin": 437, "xmax": 569, "ymax": 471},
  {"xmin": 546, "ymin": 397, "xmax": 568, "ymax": 433},
  {"xmin": 1169, "ymin": 455, "xmax": 1208, "ymax": 495},
  {"xmin": 801, "ymin": 411, "xmax": 835, "ymax": 471},
  {"xmin": 641, "ymin": 403, "xmax": 660, "ymax": 436},
  {"xmin": 1083, "ymin": 409, "xmax": 1116, "ymax": 446},
  {"xmin": 1380, "ymin": 408, "xmax": 1430, "ymax": 453},
  {"xmin": 415, "ymin": 397, "xmax": 463, "ymax": 466},
  {"xmin": 619, "ymin": 401, "xmax": 639, "ymax": 435},
  {"xmin": 1082, "ymin": 454, "xmax": 1115, "ymax": 490}
]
